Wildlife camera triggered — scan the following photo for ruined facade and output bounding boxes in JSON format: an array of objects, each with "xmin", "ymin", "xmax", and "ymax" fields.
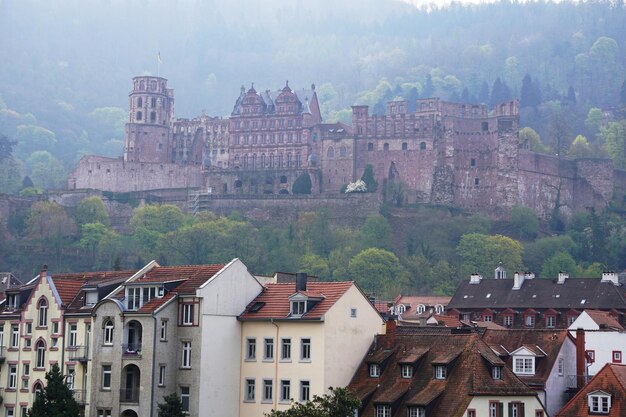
[{"xmin": 68, "ymin": 76, "xmax": 625, "ymax": 218}]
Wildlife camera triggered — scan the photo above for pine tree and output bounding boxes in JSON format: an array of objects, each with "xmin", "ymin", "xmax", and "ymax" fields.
[
  {"xmin": 292, "ymin": 172, "xmax": 312, "ymax": 194},
  {"xmin": 423, "ymin": 74, "xmax": 435, "ymax": 98},
  {"xmin": 520, "ymin": 74, "xmax": 533, "ymax": 108},
  {"xmin": 361, "ymin": 164, "xmax": 378, "ymax": 192},
  {"xmin": 157, "ymin": 393, "xmax": 186, "ymax": 417},
  {"xmin": 27, "ymin": 363, "xmax": 80, "ymax": 417}
]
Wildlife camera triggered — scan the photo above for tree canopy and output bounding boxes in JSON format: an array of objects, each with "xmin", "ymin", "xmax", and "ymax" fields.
[
  {"xmin": 264, "ymin": 386, "xmax": 360, "ymax": 417},
  {"xmin": 27, "ymin": 363, "xmax": 80, "ymax": 417}
]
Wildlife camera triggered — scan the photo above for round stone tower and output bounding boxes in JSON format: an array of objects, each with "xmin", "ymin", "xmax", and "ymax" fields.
[{"xmin": 124, "ymin": 76, "xmax": 174, "ymax": 163}]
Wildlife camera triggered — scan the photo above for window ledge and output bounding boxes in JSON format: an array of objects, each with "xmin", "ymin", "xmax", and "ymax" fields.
[
  {"xmin": 299, "ymin": 359, "xmax": 312, "ymax": 363},
  {"xmin": 280, "ymin": 359, "xmax": 292, "ymax": 363},
  {"xmin": 243, "ymin": 400, "xmax": 256, "ymax": 403},
  {"xmin": 244, "ymin": 358, "xmax": 257, "ymax": 362},
  {"xmin": 179, "ymin": 367, "xmax": 192, "ymax": 371},
  {"xmin": 263, "ymin": 359, "xmax": 275, "ymax": 363}
]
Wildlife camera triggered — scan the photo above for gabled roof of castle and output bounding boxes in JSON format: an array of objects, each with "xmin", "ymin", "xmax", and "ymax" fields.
[
  {"xmin": 239, "ymin": 281, "xmax": 353, "ymax": 320},
  {"xmin": 448, "ymin": 277, "xmax": 626, "ymax": 310}
]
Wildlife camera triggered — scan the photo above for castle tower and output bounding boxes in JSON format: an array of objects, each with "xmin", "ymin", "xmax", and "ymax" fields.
[{"xmin": 124, "ymin": 76, "xmax": 174, "ymax": 163}]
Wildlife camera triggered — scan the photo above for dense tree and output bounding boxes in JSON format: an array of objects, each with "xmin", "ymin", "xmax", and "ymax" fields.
[
  {"xmin": 14, "ymin": 125, "xmax": 57, "ymax": 160},
  {"xmin": 0, "ymin": 155, "xmax": 23, "ymax": 194},
  {"xmin": 520, "ymin": 74, "xmax": 541, "ymax": 108},
  {"xmin": 523, "ymin": 235, "xmax": 576, "ymax": 274},
  {"xmin": 509, "ymin": 206, "xmax": 538, "ymax": 239},
  {"xmin": 567, "ymin": 135, "xmax": 593, "ymax": 159},
  {"xmin": 25, "ymin": 201, "xmax": 77, "ymax": 268},
  {"xmin": 621, "ymin": 80, "xmax": 626, "ymax": 106},
  {"xmin": 79, "ymin": 222, "xmax": 109, "ymax": 262},
  {"xmin": 0, "ymin": 133, "xmax": 15, "ymax": 161},
  {"xmin": 292, "ymin": 172, "xmax": 312, "ymax": 194},
  {"xmin": 490, "ymin": 77, "xmax": 511, "ymax": 108},
  {"xmin": 585, "ymin": 108, "xmax": 604, "ymax": 134},
  {"xmin": 265, "ymin": 386, "xmax": 360, "ymax": 417},
  {"xmin": 26, "ymin": 151, "xmax": 66, "ymax": 189},
  {"xmin": 74, "ymin": 196, "xmax": 110, "ymax": 228},
  {"xmin": 298, "ymin": 253, "xmax": 330, "ymax": 279},
  {"xmin": 360, "ymin": 215, "xmax": 391, "ymax": 250},
  {"xmin": 601, "ymin": 121, "xmax": 626, "ymax": 168},
  {"xmin": 360, "ymin": 164, "xmax": 378, "ymax": 192},
  {"xmin": 548, "ymin": 110, "xmax": 572, "ymax": 156},
  {"xmin": 157, "ymin": 393, "xmax": 186, "ymax": 417},
  {"xmin": 519, "ymin": 127, "xmax": 549, "ymax": 153},
  {"xmin": 348, "ymin": 248, "xmax": 407, "ymax": 297},
  {"xmin": 27, "ymin": 363, "xmax": 80, "ymax": 417},
  {"xmin": 129, "ymin": 204, "xmax": 186, "ymax": 254},
  {"xmin": 457, "ymin": 233, "xmax": 523, "ymax": 278},
  {"xmin": 540, "ymin": 251, "xmax": 580, "ymax": 279}
]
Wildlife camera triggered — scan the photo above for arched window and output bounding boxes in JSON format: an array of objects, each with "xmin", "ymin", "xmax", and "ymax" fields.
[
  {"xmin": 339, "ymin": 146, "xmax": 347, "ymax": 157},
  {"xmin": 38, "ymin": 298, "xmax": 48, "ymax": 327},
  {"xmin": 417, "ymin": 304, "xmax": 426, "ymax": 314},
  {"xmin": 243, "ymin": 154, "xmax": 248, "ymax": 168},
  {"xmin": 104, "ymin": 320, "xmax": 114, "ymax": 345},
  {"xmin": 420, "ymin": 142, "xmax": 426, "ymax": 150},
  {"xmin": 151, "ymin": 97, "xmax": 156, "ymax": 108},
  {"xmin": 137, "ymin": 97, "xmax": 143, "ymax": 107},
  {"xmin": 36, "ymin": 340, "xmax": 45, "ymax": 368},
  {"xmin": 327, "ymin": 147, "xmax": 335, "ymax": 158},
  {"xmin": 33, "ymin": 381, "xmax": 44, "ymax": 397},
  {"xmin": 139, "ymin": 80, "xmax": 145, "ymax": 90},
  {"xmin": 383, "ymin": 143, "xmax": 389, "ymax": 151},
  {"xmin": 402, "ymin": 142, "xmax": 408, "ymax": 150},
  {"xmin": 435, "ymin": 304, "xmax": 444, "ymax": 314},
  {"xmin": 261, "ymin": 154, "xmax": 266, "ymax": 168},
  {"xmin": 368, "ymin": 143, "xmax": 373, "ymax": 151},
  {"xmin": 136, "ymin": 111, "xmax": 142, "ymax": 121}
]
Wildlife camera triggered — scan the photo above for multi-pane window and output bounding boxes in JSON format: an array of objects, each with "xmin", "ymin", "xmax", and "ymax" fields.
[
  {"xmin": 181, "ymin": 386, "xmax": 190, "ymax": 413},
  {"xmin": 104, "ymin": 320, "xmax": 114, "ymax": 345},
  {"xmin": 376, "ymin": 405, "xmax": 391, "ymax": 417},
  {"xmin": 21, "ymin": 363, "xmax": 30, "ymax": 390},
  {"xmin": 613, "ymin": 351, "xmax": 622, "ymax": 363},
  {"xmin": 182, "ymin": 342, "xmax": 192, "ymax": 368},
  {"xmin": 467, "ymin": 410, "xmax": 476, "ymax": 417},
  {"xmin": 558, "ymin": 358, "xmax": 564, "ymax": 376},
  {"xmin": 102, "ymin": 365, "xmax": 111, "ymax": 389},
  {"xmin": 546, "ymin": 315, "xmax": 556, "ymax": 328},
  {"xmin": 38, "ymin": 299, "xmax": 47, "ymax": 327},
  {"xmin": 182, "ymin": 304, "xmax": 194, "ymax": 325},
  {"xmin": 489, "ymin": 402, "xmax": 500, "ymax": 417},
  {"xmin": 514, "ymin": 357, "xmax": 534, "ymax": 375},
  {"xmin": 6, "ymin": 408, "xmax": 14, "ymax": 417},
  {"xmin": 69, "ymin": 324, "xmax": 78, "ymax": 347},
  {"xmin": 280, "ymin": 380, "xmax": 291, "ymax": 402},
  {"xmin": 159, "ymin": 365, "xmax": 166, "ymax": 386},
  {"xmin": 281, "ymin": 338, "xmax": 291, "ymax": 361},
  {"xmin": 503, "ymin": 315, "xmax": 513, "ymax": 327},
  {"xmin": 402, "ymin": 365, "xmax": 413, "ymax": 378},
  {"xmin": 245, "ymin": 378, "xmax": 256, "ymax": 402},
  {"xmin": 160, "ymin": 320, "xmax": 168, "ymax": 341},
  {"xmin": 525, "ymin": 314, "xmax": 535, "ymax": 327},
  {"xmin": 66, "ymin": 367, "xmax": 75, "ymax": 390},
  {"xmin": 246, "ymin": 338, "xmax": 256, "ymax": 360},
  {"xmin": 434, "ymin": 365, "xmax": 446, "ymax": 379},
  {"xmin": 300, "ymin": 380, "xmax": 310, "ymax": 402},
  {"xmin": 20, "ymin": 406, "xmax": 27, "ymax": 417},
  {"xmin": 408, "ymin": 407, "xmax": 425, "ymax": 417},
  {"xmin": 96, "ymin": 410, "xmax": 112, "ymax": 417},
  {"xmin": 263, "ymin": 379, "xmax": 273, "ymax": 402},
  {"xmin": 589, "ymin": 394, "xmax": 611, "ymax": 413},
  {"xmin": 264, "ymin": 338, "xmax": 274, "ymax": 360},
  {"xmin": 36, "ymin": 340, "xmax": 45, "ymax": 368},
  {"xmin": 11, "ymin": 324, "xmax": 19, "ymax": 348},
  {"xmin": 8, "ymin": 364, "xmax": 17, "ymax": 388},
  {"xmin": 300, "ymin": 338, "xmax": 311, "ymax": 361},
  {"xmin": 492, "ymin": 366, "xmax": 502, "ymax": 380},
  {"xmin": 369, "ymin": 364, "xmax": 380, "ymax": 377},
  {"xmin": 291, "ymin": 301, "xmax": 306, "ymax": 316}
]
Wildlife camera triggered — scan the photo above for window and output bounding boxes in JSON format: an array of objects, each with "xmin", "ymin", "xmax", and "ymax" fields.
[
  {"xmin": 492, "ymin": 366, "xmax": 502, "ymax": 380},
  {"xmin": 408, "ymin": 407, "xmax": 425, "ymax": 417},
  {"xmin": 467, "ymin": 410, "xmax": 476, "ymax": 417},
  {"xmin": 181, "ymin": 386, "xmax": 190, "ymax": 413},
  {"xmin": 350, "ymin": 308, "xmax": 357, "ymax": 318},
  {"xmin": 568, "ymin": 315, "xmax": 578, "ymax": 326},
  {"xmin": 182, "ymin": 342, "xmax": 192, "ymax": 368},
  {"xmin": 558, "ymin": 358, "xmax": 564, "ymax": 376},
  {"xmin": 484, "ymin": 315, "xmax": 493, "ymax": 322},
  {"xmin": 376, "ymin": 405, "xmax": 391, "ymax": 417},
  {"xmin": 508, "ymin": 402, "xmax": 523, "ymax": 417},
  {"xmin": 383, "ymin": 143, "xmax": 389, "ymax": 151},
  {"xmin": 300, "ymin": 338, "xmax": 311, "ymax": 361},
  {"xmin": 300, "ymin": 380, "xmax": 310, "ymax": 402},
  {"xmin": 20, "ymin": 407, "xmax": 27, "ymax": 417},
  {"xmin": 246, "ymin": 338, "xmax": 256, "ymax": 360},
  {"xmin": 52, "ymin": 321, "xmax": 59, "ymax": 334},
  {"xmin": 11, "ymin": 324, "xmax": 19, "ymax": 348},
  {"xmin": 416, "ymin": 304, "xmax": 426, "ymax": 314},
  {"xmin": 369, "ymin": 363, "xmax": 380, "ymax": 377},
  {"xmin": 8, "ymin": 364, "xmax": 17, "ymax": 388},
  {"xmin": 489, "ymin": 401, "xmax": 502, "ymax": 417},
  {"xmin": 6, "ymin": 408, "xmax": 14, "ymax": 417},
  {"xmin": 434, "ymin": 365, "xmax": 446, "ymax": 379},
  {"xmin": 587, "ymin": 350, "xmax": 595, "ymax": 363},
  {"xmin": 136, "ymin": 111, "xmax": 142, "ymax": 121},
  {"xmin": 514, "ymin": 357, "xmax": 534, "ymax": 375},
  {"xmin": 36, "ymin": 340, "xmax": 45, "ymax": 368},
  {"xmin": 291, "ymin": 301, "xmax": 306, "ymax": 316},
  {"xmin": 38, "ymin": 299, "xmax": 47, "ymax": 327},
  {"xmin": 160, "ymin": 320, "xmax": 168, "ymax": 341},
  {"xmin": 66, "ymin": 366, "xmax": 75, "ymax": 390},
  {"xmin": 613, "ymin": 351, "xmax": 622, "ymax": 363},
  {"xmin": 245, "ymin": 378, "xmax": 255, "ymax": 402},
  {"xmin": 474, "ymin": 178, "xmax": 480, "ymax": 187},
  {"xmin": 420, "ymin": 142, "xmax": 426, "ymax": 150},
  {"xmin": 22, "ymin": 363, "xmax": 30, "ymax": 389},
  {"xmin": 368, "ymin": 143, "xmax": 374, "ymax": 151},
  {"xmin": 525, "ymin": 314, "xmax": 535, "ymax": 327},
  {"xmin": 104, "ymin": 320, "xmax": 114, "ymax": 345},
  {"xmin": 281, "ymin": 338, "xmax": 291, "ymax": 361},
  {"xmin": 402, "ymin": 142, "xmax": 408, "ymax": 150},
  {"xmin": 102, "ymin": 365, "xmax": 111, "ymax": 389},
  {"xmin": 470, "ymin": 158, "xmax": 476, "ymax": 167},
  {"xmin": 401, "ymin": 365, "xmax": 413, "ymax": 378},
  {"xmin": 280, "ymin": 380, "xmax": 291, "ymax": 403},
  {"xmin": 327, "ymin": 147, "xmax": 335, "ymax": 158},
  {"xmin": 589, "ymin": 392, "xmax": 611, "ymax": 413},
  {"xmin": 263, "ymin": 379, "xmax": 273, "ymax": 402},
  {"xmin": 68, "ymin": 324, "xmax": 78, "ymax": 347},
  {"xmin": 182, "ymin": 304, "xmax": 194, "ymax": 325},
  {"xmin": 504, "ymin": 315, "xmax": 513, "ymax": 327},
  {"xmin": 546, "ymin": 315, "xmax": 556, "ymax": 328},
  {"xmin": 435, "ymin": 304, "xmax": 444, "ymax": 314},
  {"xmin": 159, "ymin": 365, "xmax": 166, "ymax": 386},
  {"xmin": 97, "ymin": 410, "xmax": 112, "ymax": 417},
  {"xmin": 535, "ymin": 411, "xmax": 544, "ymax": 417},
  {"xmin": 264, "ymin": 338, "xmax": 274, "ymax": 361}
]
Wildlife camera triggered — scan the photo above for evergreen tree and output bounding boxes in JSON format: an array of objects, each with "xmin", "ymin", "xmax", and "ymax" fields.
[
  {"xmin": 157, "ymin": 393, "xmax": 186, "ymax": 417},
  {"xmin": 292, "ymin": 172, "xmax": 312, "ymax": 194},
  {"xmin": 27, "ymin": 363, "xmax": 80, "ymax": 417},
  {"xmin": 405, "ymin": 87, "xmax": 419, "ymax": 112},
  {"xmin": 360, "ymin": 164, "xmax": 378, "ymax": 192},
  {"xmin": 490, "ymin": 77, "xmax": 509, "ymax": 108},
  {"xmin": 0, "ymin": 133, "xmax": 15, "ymax": 161},
  {"xmin": 520, "ymin": 74, "xmax": 534, "ymax": 108},
  {"xmin": 478, "ymin": 81, "xmax": 490, "ymax": 104},
  {"xmin": 423, "ymin": 74, "xmax": 435, "ymax": 98}
]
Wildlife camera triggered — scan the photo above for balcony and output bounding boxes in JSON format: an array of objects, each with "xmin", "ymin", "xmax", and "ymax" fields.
[
  {"xmin": 119, "ymin": 388, "xmax": 140, "ymax": 403},
  {"xmin": 0, "ymin": 346, "xmax": 5, "ymax": 364},
  {"xmin": 122, "ymin": 343, "xmax": 142, "ymax": 358},
  {"xmin": 72, "ymin": 389, "xmax": 87, "ymax": 405},
  {"xmin": 67, "ymin": 346, "xmax": 89, "ymax": 363}
]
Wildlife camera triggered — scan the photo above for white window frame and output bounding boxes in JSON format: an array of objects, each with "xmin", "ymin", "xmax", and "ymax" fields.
[
  {"xmin": 291, "ymin": 300, "xmax": 306, "ymax": 316},
  {"xmin": 103, "ymin": 320, "xmax": 114, "ymax": 345},
  {"xmin": 613, "ymin": 351, "xmax": 622, "ymax": 363},
  {"xmin": 504, "ymin": 315, "xmax": 513, "ymax": 327},
  {"xmin": 434, "ymin": 365, "xmax": 446, "ymax": 379},
  {"xmin": 558, "ymin": 358, "xmax": 564, "ymax": 376},
  {"xmin": 492, "ymin": 366, "xmax": 502, "ymax": 380},
  {"xmin": 416, "ymin": 304, "xmax": 426, "ymax": 314},
  {"xmin": 182, "ymin": 341, "xmax": 192, "ymax": 369},
  {"xmin": 376, "ymin": 405, "xmax": 391, "ymax": 417},
  {"xmin": 158, "ymin": 365, "xmax": 166, "ymax": 386},
  {"xmin": 369, "ymin": 363, "xmax": 380, "ymax": 377},
  {"xmin": 8, "ymin": 364, "xmax": 17, "ymax": 389},
  {"xmin": 408, "ymin": 407, "xmax": 425, "ymax": 417},
  {"xmin": 262, "ymin": 379, "xmax": 273, "ymax": 402},
  {"xmin": 245, "ymin": 378, "xmax": 256, "ymax": 402},
  {"xmin": 102, "ymin": 365, "xmax": 111, "ymax": 389},
  {"xmin": 546, "ymin": 315, "xmax": 556, "ymax": 328},
  {"xmin": 350, "ymin": 308, "xmax": 357, "ymax": 318},
  {"xmin": 11, "ymin": 324, "xmax": 19, "ymax": 348},
  {"xmin": 38, "ymin": 299, "xmax": 48, "ymax": 327},
  {"xmin": 160, "ymin": 320, "xmax": 167, "ymax": 341},
  {"xmin": 588, "ymin": 392, "xmax": 611, "ymax": 413},
  {"xmin": 514, "ymin": 356, "xmax": 535, "ymax": 375},
  {"xmin": 36, "ymin": 340, "xmax": 45, "ymax": 368},
  {"xmin": 246, "ymin": 338, "xmax": 256, "ymax": 361},
  {"xmin": 264, "ymin": 338, "xmax": 274, "ymax": 361},
  {"xmin": 401, "ymin": 364, "xmax": 413, "ymax": 378},
  {"xmin": 182, "ymin": 304, "xmax": 194, "ymax": 326},
  {"xmin": 181, "ymin": 386, "xmax": 190, "ymax": 413},
  {"xmin": 300, "ymin": 338, "xmax": 311, "ymax": 361},
  {"xmin": 280, "ymin": 380, "xmax": 291, "ymax": 403},
  {"xmin": 69, "ymin": 323, "xmax": 78, "ymax": 347}
]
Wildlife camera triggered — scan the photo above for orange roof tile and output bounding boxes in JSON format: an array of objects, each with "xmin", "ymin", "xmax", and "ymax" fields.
[
  {"xmin": 133, "ymin": 264, "xmax": 224, "ymax": 294},
  {"xmin": 584, "ymin": 309, "xmax": 624, "ymax": 330},
  {"xmin": 239, "ymin": 281, "xmax": 354, "ymax": 320}
]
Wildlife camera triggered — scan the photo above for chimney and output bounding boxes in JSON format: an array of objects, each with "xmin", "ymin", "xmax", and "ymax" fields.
[
  {"xmin": 601, "ymin": 271, "xmax": 619, "ymax": 285},
  {"xmin": 576, "ymin": 328, "xmax": 586, "ymax": 389},
  {"xmin": 512, "ymin": 272, "xmax": 525, "ymax": 290},
  {"xmin": 469, "ymin": 273, "xmax": 482, "ymax": 284},
  {"xmin": 385, "ymin": 319, "xmax": 397, "ymax": 348},
  {"xmin": 295, "ymin": 272, "xmax": 307, "ymax": 292},
  {"xmin": 41, "ymin": 264, "xmax": 48, "ymax": 278},
  {"xmin": 525, "ymin": 272, "xmax": 535, "ymax": 280},
  {"xmin": 557, "ymin": 271, "xmax": 569, "ymax": 284}
]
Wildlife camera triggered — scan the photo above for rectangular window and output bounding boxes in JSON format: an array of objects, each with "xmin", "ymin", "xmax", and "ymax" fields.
[
  {"xmin": 69, "ymin": 324, "xmax": 78, "ymax": 347},
  {"xmin": 300, "ymin": 338, "xmax": 311, "ymax": 361},
  {"xmin": 25, "ymin": 323, "xmax": 32, "ymax": 335},
  {"xmin": 291, "ymin": 301, "xmax": 306, "ymax": 316},
  {"xmin": 613, "ymin": 351, "xmax": 622, "ymax": 363},
  {"xmin": 525, "ymin": 314, "xmax": 535, "ymax": 327},
  {"xmin": 492, "ymin": 366, "xmax": 502, "ymax": 380},
  {"xmin": 546, "ymin": 316, "xmax": 556, "ymax": 328},
  {"xmin": 408, "ymin": 407, "xmax": 425, "ymax": 417},
  {"xmin": 97, "ymin": 410, "xmax": 112, "ymax": 417},
  {"xmin": 558, "ymin": 358, "xmax": 564, "ymax": 376},
  {"xmin": 263, "ymin": 379, "xmax": 273, "ymax": 402},
  {"xmin": 489, "ymin": 401, "xmax": 501, "ymax": 417},
  {"xmin": 435, "ymin": 365, "xmax": 446, "ymax": 379},
  {"xmin": 182, "ymin": 342, "xmax": 192, "ymax": 368},
  {"xmin": 8, "ymin": 364, "xmax": 17, "ymax": 389},
  {"xmin": 11, "ymin": 325, "xmax": 19, "ymax": 348},
  {"xmin": 376, "ymin": 405, "xmax": 391, "ymax": 417},
  {"xmin": 264, "ymin": 338, "xmax": 274, "ymax": 360},
  {"xmin": 535, "ymin": 411, "xmax": 544, "ymax": 417},
  {"xmin": 504, "ymin": 315, "xmax": 513, "ymax": 327},
  {"xmin": 159, "ymin": 365, "xmax": 166, "ymax": 386},
  {"xmin": 245, "ymin": 378, "xmax": 255, "ymax": 402},
  {"xmin": 246, "ymin": 338, "xmax": 256, "ymax": 361},
  {"xmin": 300, "ymin": 380, "xmax": 310, "ymax": 402},
  {"xmin": 23, "ymin": 363, "xmax": 30, "ymax": 377},
  {"xmin": 509, "ymin": 402, "xmax": 522, "ymax": 417},
  {"xmin": 587, "ymin": 350, "xmax": 595, "ymax": 362},
  {"xmin": 160, "ymin": 320, "xmax": 167, "ymax": 341},
  {"xmin": 514, "ymin": 357, "xmax": 534, "ymax": 374},
  {"xmin": 350, "ymin": 308, "xmax": 357, "ymax": 318},
  {"xmin": 281, "ymin": 338, "xmax": 291, "ymax": 361},
  {"xmin": 467, "ymin": 410, "xmax": 476, "ymax": 417},
  {"xmin": 182, "ymin": 304, "xmax": 194, "ymax": 326},
  {"xmin": 102, "ymin": 365, "xmax": 111, "ymax": 389},
  {"xmin": 484, "ymin": 315, "xmax": 493, "ymax": 322},
  {"xmin": 401, "ymin": 365, "xmax": 413, "ymax": 378},
  {"xmin": 6, "ymin": 408, "xmax": 14, "ymax": 417},
  {"xmin": 369, "ymin": 364, "xmax": 380, "ymax": 377},
  {"xmin": 181, "ymin": 387, "xmax": 190, "ymax": 413},
  {"xmin": 20, "ymin": 407, "xmax": 27, "ymax": 417},
  {"xmin": 280, "ymin": 380, "xmax": 291, "ymax": 403}
]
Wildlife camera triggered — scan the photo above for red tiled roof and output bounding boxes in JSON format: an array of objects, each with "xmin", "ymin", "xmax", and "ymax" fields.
[
  {"xmin": 133, "ymin": 264, "xmax": 224, "ymax": 292},
  {"xmin": 434, "ymin": 314, "xmax": 462, "ymax": 327},
  {"xmin": 239, "ymin": 281, "xmax": 353, "ymax": 320},
  {"xmin": 137, "ymin": 292, "xmax": 176, "ymax": 313},
  {"xmin": 584, "ymin": 309, "xmax": 624, "ymax": 330},
  {"xmin": 51, "ymin": 270, "xmax": 135, "ymax": 306}
]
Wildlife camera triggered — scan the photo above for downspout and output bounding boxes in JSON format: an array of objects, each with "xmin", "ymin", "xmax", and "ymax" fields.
[
  {"xmin": 150, "ymin": 314, "xmax": 157, "ymax": 417},
  {"xmin": 271, "ymin": 319, "xmax": 280, "ymax": 410}
]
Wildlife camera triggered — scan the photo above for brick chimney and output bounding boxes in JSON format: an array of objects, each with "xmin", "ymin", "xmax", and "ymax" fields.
[
  {"xmin": 295, "ymin": 272, "xmax": 307, "ymax": 292},
  {"xmin": 576, "ymin": 328, "xmax": 586, "ymax": 389},
  {"xmin": 385, "ymin": 319, "xmax": 397, "ymax": 349}
]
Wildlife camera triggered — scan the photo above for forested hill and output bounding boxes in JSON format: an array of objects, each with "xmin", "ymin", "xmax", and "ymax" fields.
[{"xmin": 0, "ymin": 0, "xmax": 625, "ymax": 192}]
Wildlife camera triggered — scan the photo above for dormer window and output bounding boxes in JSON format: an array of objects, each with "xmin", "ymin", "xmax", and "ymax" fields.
[
  {"xmin": 408, "ymin": 406, "xmax": 425, "ymax": 417},
  {"xmin": 369, "ymin": 363, "xmax": 380, "ymax": 377},
  {"xmin": 416, "ymin": 304, "xmax": 426, "ymax": 314},
  {"xmin": 401, "ymin": 364, "xmax": 413, "ymax": 378},
  {"xmin": 492, "ymin": 366, "xmax": 502, "ymax": 380},
  {"xmin": 126, "ymin": 285, "xmax": 164, "ymax": 311},
  {"xmin": 434, "ymin": 304, "xmax": 444, "ymax": 314},
  {"xmin": 588, "ymin": 391, "xmax": 611, "ymax": 413},
  {"xmin": 514, "ymin": 357, "xmax": 535, "ymax": 375},
  {"xmin": 434, "ymin": 365, "xmax": 446, "ymax": 379},
  {"xmin": 6, "ymin": 294, "xmax": 19, "ymax": 310},
  {"xmin": 291, "ymin": 300, "xmax": 306, "ymax": 316}
]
